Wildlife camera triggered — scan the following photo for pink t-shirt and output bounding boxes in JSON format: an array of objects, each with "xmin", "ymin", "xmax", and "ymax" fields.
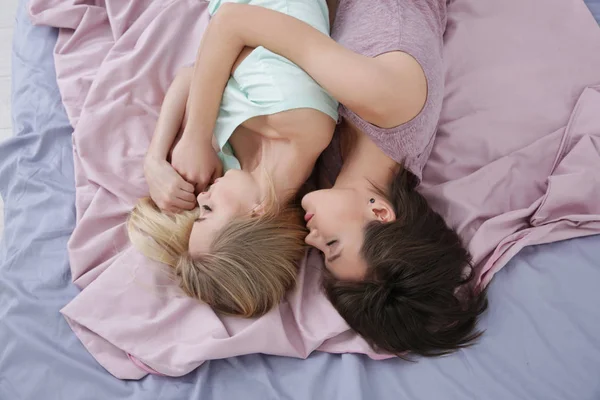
[{"xmin": 322, "ymin": 0, "xmax": 447, "ymax": 182}]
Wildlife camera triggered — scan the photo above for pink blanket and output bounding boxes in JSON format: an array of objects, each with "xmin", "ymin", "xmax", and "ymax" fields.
[{"xmin": 29, "ymin": 0, "xmax": 600, "ymax": 379}]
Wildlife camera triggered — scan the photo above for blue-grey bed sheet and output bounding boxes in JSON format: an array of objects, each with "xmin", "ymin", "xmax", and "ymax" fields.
[
  {"xmin": 588, "ymin": 0, "xmax": 600, "ymax": 21},
  {"xmin": 1, "ymin": 1, "xmax": 600, "ymax": 399}
]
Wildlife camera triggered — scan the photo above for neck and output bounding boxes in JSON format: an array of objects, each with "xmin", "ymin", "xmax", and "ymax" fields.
[
  {"xmin": 245, "ymin": 139, "xmax": 319, "ymax": 204},
  {"xmin": 333, "ymin": 121, "xmax": 399, "ymax": 193},
  {"xmin": 230, "ymin": 125, "xmax": 321, "ymax": 204}
]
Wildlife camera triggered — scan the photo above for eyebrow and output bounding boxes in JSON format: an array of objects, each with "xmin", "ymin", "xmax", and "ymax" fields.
[{"xmin": 327, "ymin": 252, "xmax": 341, "ymax": 263}]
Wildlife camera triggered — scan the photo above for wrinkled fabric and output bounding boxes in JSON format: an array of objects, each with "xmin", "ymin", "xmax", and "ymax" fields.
[
  {"xmin": 420, "ymin": 0, "xmax": 600, "ymax": 287},
  {"xmin": 330, "ymin": 0, "xmax": 446, "ymax": 181},
  {"xmin": 27, "ymin": 0, "xmax": 600, "ymax": 380}
]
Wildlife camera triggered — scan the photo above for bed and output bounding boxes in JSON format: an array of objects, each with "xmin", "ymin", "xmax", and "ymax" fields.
[
  {"xmin": 588, "ymin": 0, "xmax": 600, "ymax": 19},
  {"xmin": 1, "ymin": 0, "xmax": 600, "ymax": 398}
]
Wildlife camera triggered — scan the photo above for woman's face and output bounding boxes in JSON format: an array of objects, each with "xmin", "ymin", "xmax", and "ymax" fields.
[
  {"xmin": 188, "ymin": 169, "xmax": 261, "ymax": 256},
  {"xmin": 301, "ymin": 188, "xmax": 373, "ymax": 281}
]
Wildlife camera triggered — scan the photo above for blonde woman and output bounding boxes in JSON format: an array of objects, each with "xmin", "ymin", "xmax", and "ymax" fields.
[{"xmin": 128, "ymin": 0, "xmax": 338, "ymax": 317}]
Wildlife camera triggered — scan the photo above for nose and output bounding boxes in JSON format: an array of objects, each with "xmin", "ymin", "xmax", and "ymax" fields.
[
  {"xmin": 196, "ymin": 190, "xmax": 208, "ymax": 204},
  {"xmin": 304, "ymin": 228, "xmax": 321, "ymax": 248}
]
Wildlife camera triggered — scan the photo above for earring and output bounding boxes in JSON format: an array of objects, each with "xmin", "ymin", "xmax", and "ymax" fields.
[{"xmin": 369, "ymin": 198, "xmax": 375, "ymax": 204}]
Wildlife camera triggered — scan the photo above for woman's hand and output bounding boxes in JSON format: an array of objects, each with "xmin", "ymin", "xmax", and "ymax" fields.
[
  {"xmin": 144, "ymin": 155, "xmax": 197, "ymax": 213},
  {"xmin": 171, "ymin": 134, "xmax": 223, "ymax": 193}
]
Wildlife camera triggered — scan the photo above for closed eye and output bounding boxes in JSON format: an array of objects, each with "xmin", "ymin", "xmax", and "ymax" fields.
[
  {"xmin": 202, "ymin": 205, "xmax": 212, "ymax": 212},
  {"xmin": 325, "ymin": 240, "xmax": 340, "ymax": 264}
]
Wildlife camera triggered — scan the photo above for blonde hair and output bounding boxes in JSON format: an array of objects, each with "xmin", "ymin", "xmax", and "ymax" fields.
[{"xmin": 127, "ymin": 192, "xmax": 307, "ymax": 318}]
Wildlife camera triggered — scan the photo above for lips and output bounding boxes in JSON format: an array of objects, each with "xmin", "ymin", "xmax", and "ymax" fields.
[{"xmin": 304, "ymin": 213, "xmax": 314, "ymax": 223}]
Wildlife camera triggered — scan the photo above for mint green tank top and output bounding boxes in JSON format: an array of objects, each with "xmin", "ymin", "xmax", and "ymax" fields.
[{"xmin": 208, "ymin": 0, "xmax": 339, "ymax": 170}]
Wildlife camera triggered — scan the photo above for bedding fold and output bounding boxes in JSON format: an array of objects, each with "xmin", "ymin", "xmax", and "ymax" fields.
[{"xmin": 28, "ymin": 0, "xmax": 600, "ymax": 379}]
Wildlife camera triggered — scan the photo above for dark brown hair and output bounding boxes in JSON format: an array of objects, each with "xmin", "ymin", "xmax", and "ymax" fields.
[{"xmin": 323, "ymin": 168, "xmax": 488, "ymax": 358}]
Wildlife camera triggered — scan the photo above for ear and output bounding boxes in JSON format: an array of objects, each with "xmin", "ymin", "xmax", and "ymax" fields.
[
  {"xmin": 369, "ymin": 199, "xmax": 396, "ymax": 223},
  {"xmin": 251, "ymin": 202, "xmax": 267, "ymax": 217}
]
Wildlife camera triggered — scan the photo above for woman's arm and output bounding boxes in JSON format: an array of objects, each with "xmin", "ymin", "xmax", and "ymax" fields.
[
  {"xmin": 168, "ymin": 40, "xmax": 253, "ymax": 191},
  {"xmin": 144, "ymin": 67, "xmax": 197, "ymax": 212},
  {"xmin": 193, "ymin": 3, "xmax": 427, "ymax": 129},
  {"xmin": 147, "ymin": 67, "xmax": 194, "ymax": 160}
]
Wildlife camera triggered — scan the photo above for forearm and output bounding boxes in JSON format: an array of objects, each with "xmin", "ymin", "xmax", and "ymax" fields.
[
  {"xmin": 183, "ymin": 16, "xmax": 247, "ymax": 143},
  {"xmin": 204, "ymin": 4, "xmax": 376, "ymax": 118},
  {"xmin": 213, "ymin": 4, "xmax": 336, "ymax": 89},
  {"xmin": 148, "ymin": 67, "xmax": 193, "ymax": 160},
  {"xmin": 183, "ymin": 4, "xmax": 344, "ymax": 142}
]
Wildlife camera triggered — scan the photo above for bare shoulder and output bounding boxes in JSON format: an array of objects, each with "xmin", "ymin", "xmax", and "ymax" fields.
[
  {"xmin": 369, "ymin": 51, "xmax": 428, "ymax": 129},
  {"xmin": 267, "ymin": 108, "xmax": 336, "ymax": 152},
  {"xmin": 374, "ymin": 51, "xmax": 426, "ymax": 78}
]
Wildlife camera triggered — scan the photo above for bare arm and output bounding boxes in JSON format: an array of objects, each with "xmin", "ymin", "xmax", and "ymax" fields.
[
  {"xmin": 182, "ymin": 26, "xmax": 253, "ymax": 143},
  {"xmin": 144, "ymin": 67, "xmax": 197, "ymax": 212},
  {"xmin": 146, "ymin": 62, "xmax": 226, "ymax": 194},
  {"xmin": 197, "ymin": 3, "xmax": 427, "ymax": 129},
  {"xmin": 151, "ymin": 41, "xmax": 251, "ymax": 191},
  {"xmin": 147, "ymin": 67, "xmax": 194, "ymax": 160},
  {"xmin": 150, "ymin": 44, "xmax": 252, "ymax": 157}
]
